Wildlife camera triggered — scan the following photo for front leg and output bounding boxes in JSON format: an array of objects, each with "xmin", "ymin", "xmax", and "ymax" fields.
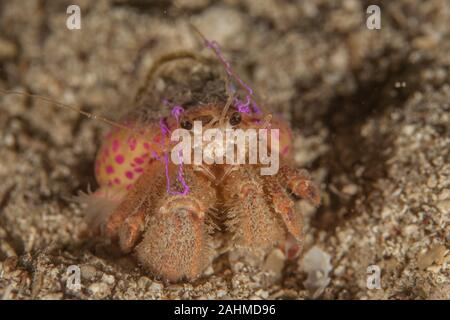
[
  {"xmin": 263, "ymin": 174, "xmax": 304, "ymax": 259},
  {"xmin": 273, "ymin": 165, "xmax": 321, "ymax": 258},
  {"xmin": 134, "ymin": 163, "xmax": 217, "ymax": 282},
  {"xmin": 278, "ymin": 165, "xmax": 321, "ymax": 206},
  {"xmin": 222, "ymin": 166, "xmax": 285, "ymax": 251},
  {"xmin": 103, "ymin": 159, "xmax": 164, "ymax": 242},
  {"xmin": 102, "ymin": 159, "xmax": 218, "ymax": 282},
  {"xmin": 263, "ymin": 175, "xmax": 302, "ymax": 241}
]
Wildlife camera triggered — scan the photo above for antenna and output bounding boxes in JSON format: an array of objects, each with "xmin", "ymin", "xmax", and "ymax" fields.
[
  {"xmin": 0, "ymin": 89, "xmax": 130, "ymax": 131},
  {"xmin": 185, "ymin": 16, "xmax": 267, "ymax": 116}
]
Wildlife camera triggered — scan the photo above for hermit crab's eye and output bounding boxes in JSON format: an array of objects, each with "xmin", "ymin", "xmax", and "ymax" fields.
[
  {"xmin": 229, "ymin": 112, "xmax": 242, "ymax": 126},
  {"xmin": 180, "ymin": 119, "xmax": 193, "ymax": 130}
]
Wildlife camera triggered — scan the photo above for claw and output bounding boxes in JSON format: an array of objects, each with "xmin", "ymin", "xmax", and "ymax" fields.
[
  {"xmin": 135, "ymin": 197, "xmax": 212, "ymax": 282},
  {"xmin": 279, "ymin": 166, "xmax": 321, "ymax": 206},
  {"xmin": 265, "ymin": 176, "xmax": 303, "ymax": 241},
  {"xmin": 223, "ymin": 168, "xmax": 285, "ymax": 250},
  {"xmin": 119, "ymin": 210, "xmax": 145, "ymax": 253}
]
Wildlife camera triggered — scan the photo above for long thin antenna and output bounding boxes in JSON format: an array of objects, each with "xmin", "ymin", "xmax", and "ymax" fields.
[
  {"xmin": 190, "ymin": 25, "xmax": 249, "ymax": 93},
  {"xmin": 0, "ymin": 89, "xmax": 130, "ymax": 131},
  {"xmin": 172, "ymin": 2, "xmax": 253, "ymax": 96},
  {"xmin": 219, "ymin": 76, "xmax": 235, "ymax": 126},
  {"xmin": 188, "ymin": 22, "xmax": 266, "ymax": 116}
]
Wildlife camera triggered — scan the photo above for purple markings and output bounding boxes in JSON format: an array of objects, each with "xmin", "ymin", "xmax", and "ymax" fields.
[
  {"xmin": 174, "ymin": 150, "xmax": 190, "ymax": 196},
  {"xmin": 162, "ymin": 152, "xmax": 190, "ymax": 196},
  {"xmin": 235, "ymin": 96, "xmax": 251, "ymax": 114},
  {"xmin": 163, "ymin": 99, "xmax": 185, "ymax": 124},
  {"xmin": 235, "ymin": 95, "xmax": 261, "ymax": 115},
  {"xmin": 159, "ymin": 118, "xmax": 170, "ymax": 135},
  {"xmin": 151, "ymin": 151, "xmax": 159, "ymax": 159},
  {"xmin": 162, "ymin": 152, "xmax": 172, "ymax": 195},
  {"xmin": 171, "ymin": 105, "xmax": 184, "ymax": 124},
  {"xmin": 158, "ymin": 115, "xmax": 190, "ymax": 196},
  {"xmin": 203, "ymin": 39, "xmax": 262, "ymax": 115}
]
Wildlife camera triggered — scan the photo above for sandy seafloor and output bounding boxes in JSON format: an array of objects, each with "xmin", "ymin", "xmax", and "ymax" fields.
[{"xmin": 0, "ymin": 0, "xmax": 448, "ymax": 299}]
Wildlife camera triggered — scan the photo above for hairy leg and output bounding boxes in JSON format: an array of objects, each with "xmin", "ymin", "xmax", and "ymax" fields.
[
  {"xmin": 274, "ymin": 164, "xmax": 321, "ymax": 258},
  {"xmin": 264, "ymin": 174, "xmax": 302, "ymax": 241},
  {"xmin": 263, "ymin": 174, "xmax": 304, "ymax": 259},
  {"xmin": 134, "ymin": 163, "xmax": 217, "ymax": 282},
  {"xmin": 103, "ymin": 160, "xmax": 165, "ymax": 241},
  {"xmin": 278, "ymin": 165, "xmax": 321, "ymax": 206},
  {"xmin": 222, "ymin": 166, "xmax": 285, "ymax": 251}
]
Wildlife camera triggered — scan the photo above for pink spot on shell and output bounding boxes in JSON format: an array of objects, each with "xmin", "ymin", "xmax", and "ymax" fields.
[
  {"xmin": 134, "ymin": 167, "xmax": 143, "ymax": 173},
  {"xmin": 114, "ymin": 178, "xmax": 121, "ymax": 185},
  {"xmin": 108, "ymin": 181, "xmax": 113, "ymax": 187},
  {"xmin": 126, "ymin": 184, "xmax": 133, "ymax": 190},
  {"xmin": 125, "ymin": 171, "xmax": 134, "ymax": 180},
  {"xmin": 112, "ymin": 140, "xmax": 120, "ymax": 153},
  {"xmin": 153, "ymin": 135, "xmax": 161, "ymax": 143},
  {"xmin": 134, "ymin": 157, "xmax": 144, "ymax": 164},
  {"xmin": 143, "ymin": 142, "xmax": 150, "ymax": 150},
  {"xmin": 115, "ymin": 154, "xmax": 124, "ymax": 164},
  {"xmin": 106, "ymin": 165, "xmax": 114, "ymax": 174}
]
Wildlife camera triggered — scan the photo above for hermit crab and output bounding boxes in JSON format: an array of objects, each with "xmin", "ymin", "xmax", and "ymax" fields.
[{"xmin": 80, "ymin": 38, "xmax": 320, "ymax": 282}]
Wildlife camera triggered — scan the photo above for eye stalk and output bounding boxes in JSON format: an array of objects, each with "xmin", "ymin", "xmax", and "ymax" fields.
[
  {"xmin": 229, "ymin": 112, "xmax": 242, "ymax": 126},
  {"xmin": 180, "ymin": 119, "xmax": 193, "ymax": 130}
]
